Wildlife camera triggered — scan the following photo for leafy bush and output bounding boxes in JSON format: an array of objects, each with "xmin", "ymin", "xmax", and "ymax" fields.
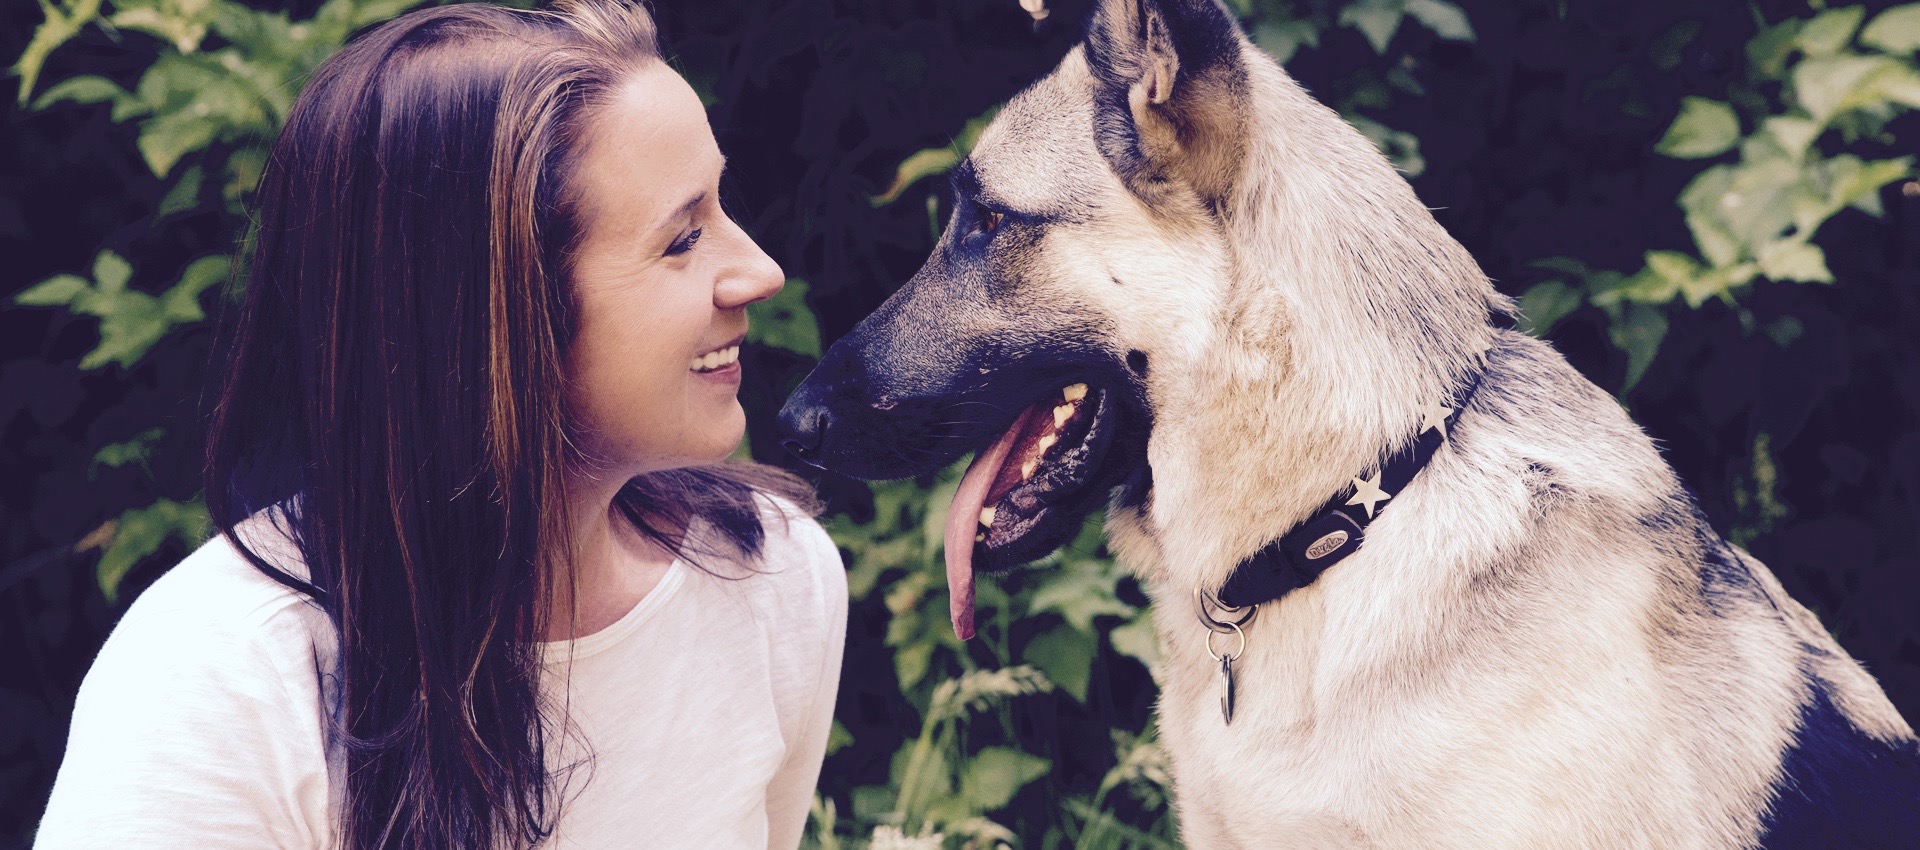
[{"xmin": 7, "ymin": 0, "xmax": 1917, "ymax": 848}]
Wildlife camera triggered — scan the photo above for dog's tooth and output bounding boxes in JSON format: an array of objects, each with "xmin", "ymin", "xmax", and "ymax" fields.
[
  {"xmin": 1037, "ymin": 434, "xmax": 1057, "ymax": 454},
  {"xmin": 1062, "ymin": 383, "xmax": 1087, "ymax": 402},
  {"xmin": 1020, "ymin": 458, "xmax": 1038, "ymax": 480},
  {"xmin": 1053, "ymin": 403, "xmax": 1074, "ymax": 428},
  {"xmin": 979, "ymin": 506, "xmax": 997, "ymax": 527}
]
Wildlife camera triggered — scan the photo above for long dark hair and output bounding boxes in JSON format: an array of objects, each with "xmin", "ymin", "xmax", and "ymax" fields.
[{"xmin": 203, "ymin": 2, "xmax": 812, "ymax": 847}]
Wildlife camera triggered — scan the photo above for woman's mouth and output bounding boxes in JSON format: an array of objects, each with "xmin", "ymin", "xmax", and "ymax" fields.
[{"xmin": 690, "ymin": 343, "xmax": 741, "ymax": 374}]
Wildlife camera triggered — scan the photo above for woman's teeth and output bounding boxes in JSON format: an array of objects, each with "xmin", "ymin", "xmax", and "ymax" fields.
[{"xmin": 690, "ymin": 345, "xmax": 740, "ymax": 373}]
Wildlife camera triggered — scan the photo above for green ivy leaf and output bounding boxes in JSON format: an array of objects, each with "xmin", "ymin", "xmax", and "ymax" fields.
[
  {"xmin": 13, "ymin": 0, "xmax": 105, "ymax": 105},
  {"xmin": 82, "ymin": 292, "xmax": 169, "ymax": 369},
  {"xmin": 1339, "ymin": 0, "xmax": 1404, "ymax": 54},
  {"xmin": 894, "ymin": 640, "xmax": 934, "ymax": 692},
  {"xmin": 1028, "ymin": 560, "xmax": 1135, "ymax": 633},
  {"xmin": 872, "ymin": 147, "xmax": 958, "ymax": 207},
  {"xmin": 1109, "ymin": 614, "xmax": 1162, "ymax": 683},
  {"xmin": 871, "ymin": 107, "xmax": 998, "ymax": 206},
  {"xmin": 1748, "ymin": 18, "xmax": 1804, "ymax": 78},
  {"xmin": 15, "ymin": 274, "xmax": 90, "ymax": 307},
  {"xmin": 31, "ymin": 74, "xmax": 130, "ymax": 110},
  {"xmin": 225, "ymin": 146, "xmax": 268, "ymax": 208},
  {"xmin": 138, "ymin": 109, "xmax": 222, "ymax": 177},
  {"xmin": 162, "ymin": 254, "xmax": 229, "ymax": 321},
  {"xmin": 1402, "ymin": 0, "xmax": 1474, "ymax": 43},
  {"xmin": 826, "ymin": 720, "xmax": 853, "ymax": 757},
  {"xmin": 1795, "ymin": 7, "xmax": 1865, "ymax": 57},
  {"xmin": 92, "ymin": 251, "xmax": 132, "ymax": 292},
  {"xmin": 1761, "ymin": 116, "xmax": 1822, "ymax": 162},
  {"xmin": 1253, "ymin": 18, "xmax": 1320, "ymax": 64},
  {"xmin": 1656, "ymin": 97, "xmax": 1739, "ymax": 159},
  {"xmin": 1679, "ymin": 263, "xmax": 1758, "ymax": 309},
  {"xmin": 1644, "ymin": 250, "xmax": 1701, "ymax": 286},
  {"xmin": 1024, "ymin": 625, "xmax": 1094, "ymax": 703},
  {"xmin": 1609, "ymin": 302, "xmax": 1669, "ymax": 392},
  {"xmin": 1685, "ymin": 212, "xmax": 1742, "ymax": 268},
  {"xmin": 1517, "ymin": 280, "xmax": 1583, "ymax": 336},
  {"xmin": 1874, "ymin": 63, "xmax": 1920, "ymax": 109},
  {"xmin": 747, "ymin": 278, "xmax": 822, "ymax": 359},
  {"xmin": 1823, "ymin": 155, "xmax": 1913, "ymax": 216},
  {"xmin": 90, "ymin": 427, "xmax": 166, "ymax": 477},
  {"xmin": 1793, "ymin": 54, "xmax": 1898, "ymax": 124},
  {"xmin": 110, "ymin": 1, "xmax": 214, "ymax": 54},
  {"xmin": 1756, "ymin": 239, "xmax": 1834, "ymax": 283},
  {"xmin": 157, "ymin": 164, "xmax": 204, "ymax": 217},
  {"xmin": 93, "ymin": 498, "xmax": 208, "ymax": 602},
  {"xmin": 959, "ymin": 747, "xmax": 1049, "ymax": 811},
  {"xmin": 1347, "ymin": 115, "xmax": 1426, "ymax": 177},
  {"xmin": 1680, "ymin": 158, "xmax": 1800, "ymax": 249},
  {"xmin": 1861, "ymin": 4, "xmax": 1920, "ymax": 54}
]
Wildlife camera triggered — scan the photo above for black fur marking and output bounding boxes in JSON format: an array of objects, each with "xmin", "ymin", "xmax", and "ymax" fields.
[
  {"xmin": 951, "ymin": 159, "xmax": 981, "ymax": 199},
  {"xmin": 1697, "ymin": 538, "xmax": 1764, "ymax": 616},
  {"xmin": 1126, "ymin": 349, "xmax": 1149, "ymax": 375},
  {"xmin": 1756, "ymin": 684, "xmax": 1920, "ymax": 849},
  {"xmin": 1083, "ymin": 0, "xmax": 1245, "ymax": 194},
  {"xmin": 1117, "ymin": 464, "xmax": 1153, "ymax": 511}
]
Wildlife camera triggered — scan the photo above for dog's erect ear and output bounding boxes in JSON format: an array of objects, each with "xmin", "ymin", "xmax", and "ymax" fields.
[{"xmin": 1085, "ymin": 0, "xmax": 1247, "ymax": 208}]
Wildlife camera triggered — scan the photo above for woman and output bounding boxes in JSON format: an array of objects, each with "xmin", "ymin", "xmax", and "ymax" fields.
[{"xmin": 34, "ymin": 2, "xmax": 846, "ymax": 847}]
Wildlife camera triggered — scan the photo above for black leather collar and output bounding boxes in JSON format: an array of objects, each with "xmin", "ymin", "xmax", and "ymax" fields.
[{"xmin": 1215, "ymin": 373, "xmax": 1482, "ymax": 610}]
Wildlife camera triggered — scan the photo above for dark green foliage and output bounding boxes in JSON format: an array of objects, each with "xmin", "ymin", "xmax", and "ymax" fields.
[{"xmin": 3, "ymin": 0, "xmax": 1917, "ymax": 847}]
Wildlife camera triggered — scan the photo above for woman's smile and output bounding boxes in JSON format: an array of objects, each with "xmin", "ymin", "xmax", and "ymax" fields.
[{"xmin": 690, "ymin": 338, "xmax": 745, "ymax": 383}]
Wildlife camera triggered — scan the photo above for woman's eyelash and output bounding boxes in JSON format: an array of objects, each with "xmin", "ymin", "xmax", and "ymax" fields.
[{"xmin": 665, "ymin": 227, "xmax": 703, "ymax": 257}]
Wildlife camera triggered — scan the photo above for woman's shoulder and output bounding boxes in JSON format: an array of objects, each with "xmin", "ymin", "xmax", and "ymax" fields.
[
  {"xmin": 750, "ymin": 492, "xmax": 845, "ymax": 589},
  {"xmin": 41, "ymin": 517, "xmax": 338, "ymax": 848},
  {"xmin": 686, "ymin": 492, "xmax": 846, "ymax": 625},
  {"xmin": 107, "ymin": 514, "xmax": 332, "ymax": 678}
]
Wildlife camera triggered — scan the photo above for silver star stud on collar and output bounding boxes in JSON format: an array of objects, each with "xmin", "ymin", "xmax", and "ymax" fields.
[
  {"xmin": 1418, "ymin": 400, "xmax": 1454, "ymax": 439},
  {"xmin": 1347, "ymin": 471, "xmax": 1392, "ymax": 518}
]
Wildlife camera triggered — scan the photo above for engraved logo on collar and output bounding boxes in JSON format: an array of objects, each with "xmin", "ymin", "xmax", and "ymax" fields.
[{"xmin": 1305, "ymin": 530, "xmax": 1349, "ymax": 560}]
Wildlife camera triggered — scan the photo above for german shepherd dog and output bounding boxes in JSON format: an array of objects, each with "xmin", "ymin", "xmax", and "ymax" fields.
[{"xmin": 778, "ymin": 0, "xmax": 1920, "ymax": 845}]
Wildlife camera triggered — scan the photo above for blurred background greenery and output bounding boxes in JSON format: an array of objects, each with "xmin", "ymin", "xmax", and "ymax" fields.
[{"xmin": 3, "ymin": 0, "xmax": 1917, "ymax": 847}]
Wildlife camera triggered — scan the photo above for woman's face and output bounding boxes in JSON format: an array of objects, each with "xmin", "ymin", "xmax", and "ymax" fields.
[{"xmin": 564, "ymin": 63, "xmax": 783, "ymax": 475}]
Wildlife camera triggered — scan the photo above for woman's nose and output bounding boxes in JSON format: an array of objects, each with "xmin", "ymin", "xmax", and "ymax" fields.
[{"xmin": 715, "ymin": 221, "xmax": 784, "ymax": 310}]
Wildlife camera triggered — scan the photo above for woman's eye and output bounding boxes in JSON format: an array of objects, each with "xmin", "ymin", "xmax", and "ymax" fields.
[{"xmin": 665, "ymin": 227, "xmax": 703, "ymax": 257}]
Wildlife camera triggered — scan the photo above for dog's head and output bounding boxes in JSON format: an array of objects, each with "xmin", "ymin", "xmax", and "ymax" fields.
[{"xmin": 778, "ymin": 0, "xmax": 1264, "ymax": 637}]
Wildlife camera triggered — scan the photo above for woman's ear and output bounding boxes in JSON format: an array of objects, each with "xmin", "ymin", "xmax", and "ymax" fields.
[{"xmin": 1085, "ymin": 0, "xmax": 1248, "ymax": 210}]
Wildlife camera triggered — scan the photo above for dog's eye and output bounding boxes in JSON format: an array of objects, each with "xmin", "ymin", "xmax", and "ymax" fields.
[{"xmin": 972, "ymin": 208, "xmax": 1004, "ymax": 239}]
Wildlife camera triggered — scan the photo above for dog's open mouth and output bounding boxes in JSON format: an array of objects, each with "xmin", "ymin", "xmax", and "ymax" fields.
[{"xmin": 944, "ymin": 382, "xmax": 1118, "ymax": 639}]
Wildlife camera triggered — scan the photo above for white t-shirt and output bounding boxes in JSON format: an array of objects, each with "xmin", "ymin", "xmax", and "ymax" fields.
[{"xmin": 35, "ymin": 497, "xmax": 847, "ymax": 849}]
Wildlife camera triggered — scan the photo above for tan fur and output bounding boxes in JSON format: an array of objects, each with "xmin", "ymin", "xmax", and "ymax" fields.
[{"xmin": 956, "ymin": 11, "xmax": 1914, "ymax": 847}]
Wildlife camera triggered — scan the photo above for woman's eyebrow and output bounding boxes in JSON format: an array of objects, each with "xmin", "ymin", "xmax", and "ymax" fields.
[
  {"xmin": 649, "ymin": 156, "xmax": 727, "ymax": 235},
  {"xmin": 652, "ymin": 191, "xmax": 706, "ymax": 235}
]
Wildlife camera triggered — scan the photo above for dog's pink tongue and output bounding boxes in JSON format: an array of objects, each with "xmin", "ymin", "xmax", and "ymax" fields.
[{"xmin": 944, "ymin": 419, "xmax": 1026, "ymax": 641}]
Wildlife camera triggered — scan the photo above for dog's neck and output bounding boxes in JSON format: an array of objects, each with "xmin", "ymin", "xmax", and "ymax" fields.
[{"xmin": 1123, "ymin": 57, "xmax": 1503, "ymax": 597}]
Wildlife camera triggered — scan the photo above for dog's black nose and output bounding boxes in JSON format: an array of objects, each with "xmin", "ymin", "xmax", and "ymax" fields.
[{"xmin": 776, "ymin": 404, "xmax": 831, "ymax": 464}]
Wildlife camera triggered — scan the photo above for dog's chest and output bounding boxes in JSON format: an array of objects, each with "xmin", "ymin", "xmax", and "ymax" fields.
[
  {"xmin": 1138, "ymin": 562, "xmax": 1762, "ymax": 850},
  {"xmin": 1144, "ymin": 581, "xmax": 1401, "ymax": 846}
]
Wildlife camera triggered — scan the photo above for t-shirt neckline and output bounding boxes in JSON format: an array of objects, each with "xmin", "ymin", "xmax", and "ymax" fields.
[{"xmin": 539, "ymin": 527, "xmax": 696, "ymax": 664}]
